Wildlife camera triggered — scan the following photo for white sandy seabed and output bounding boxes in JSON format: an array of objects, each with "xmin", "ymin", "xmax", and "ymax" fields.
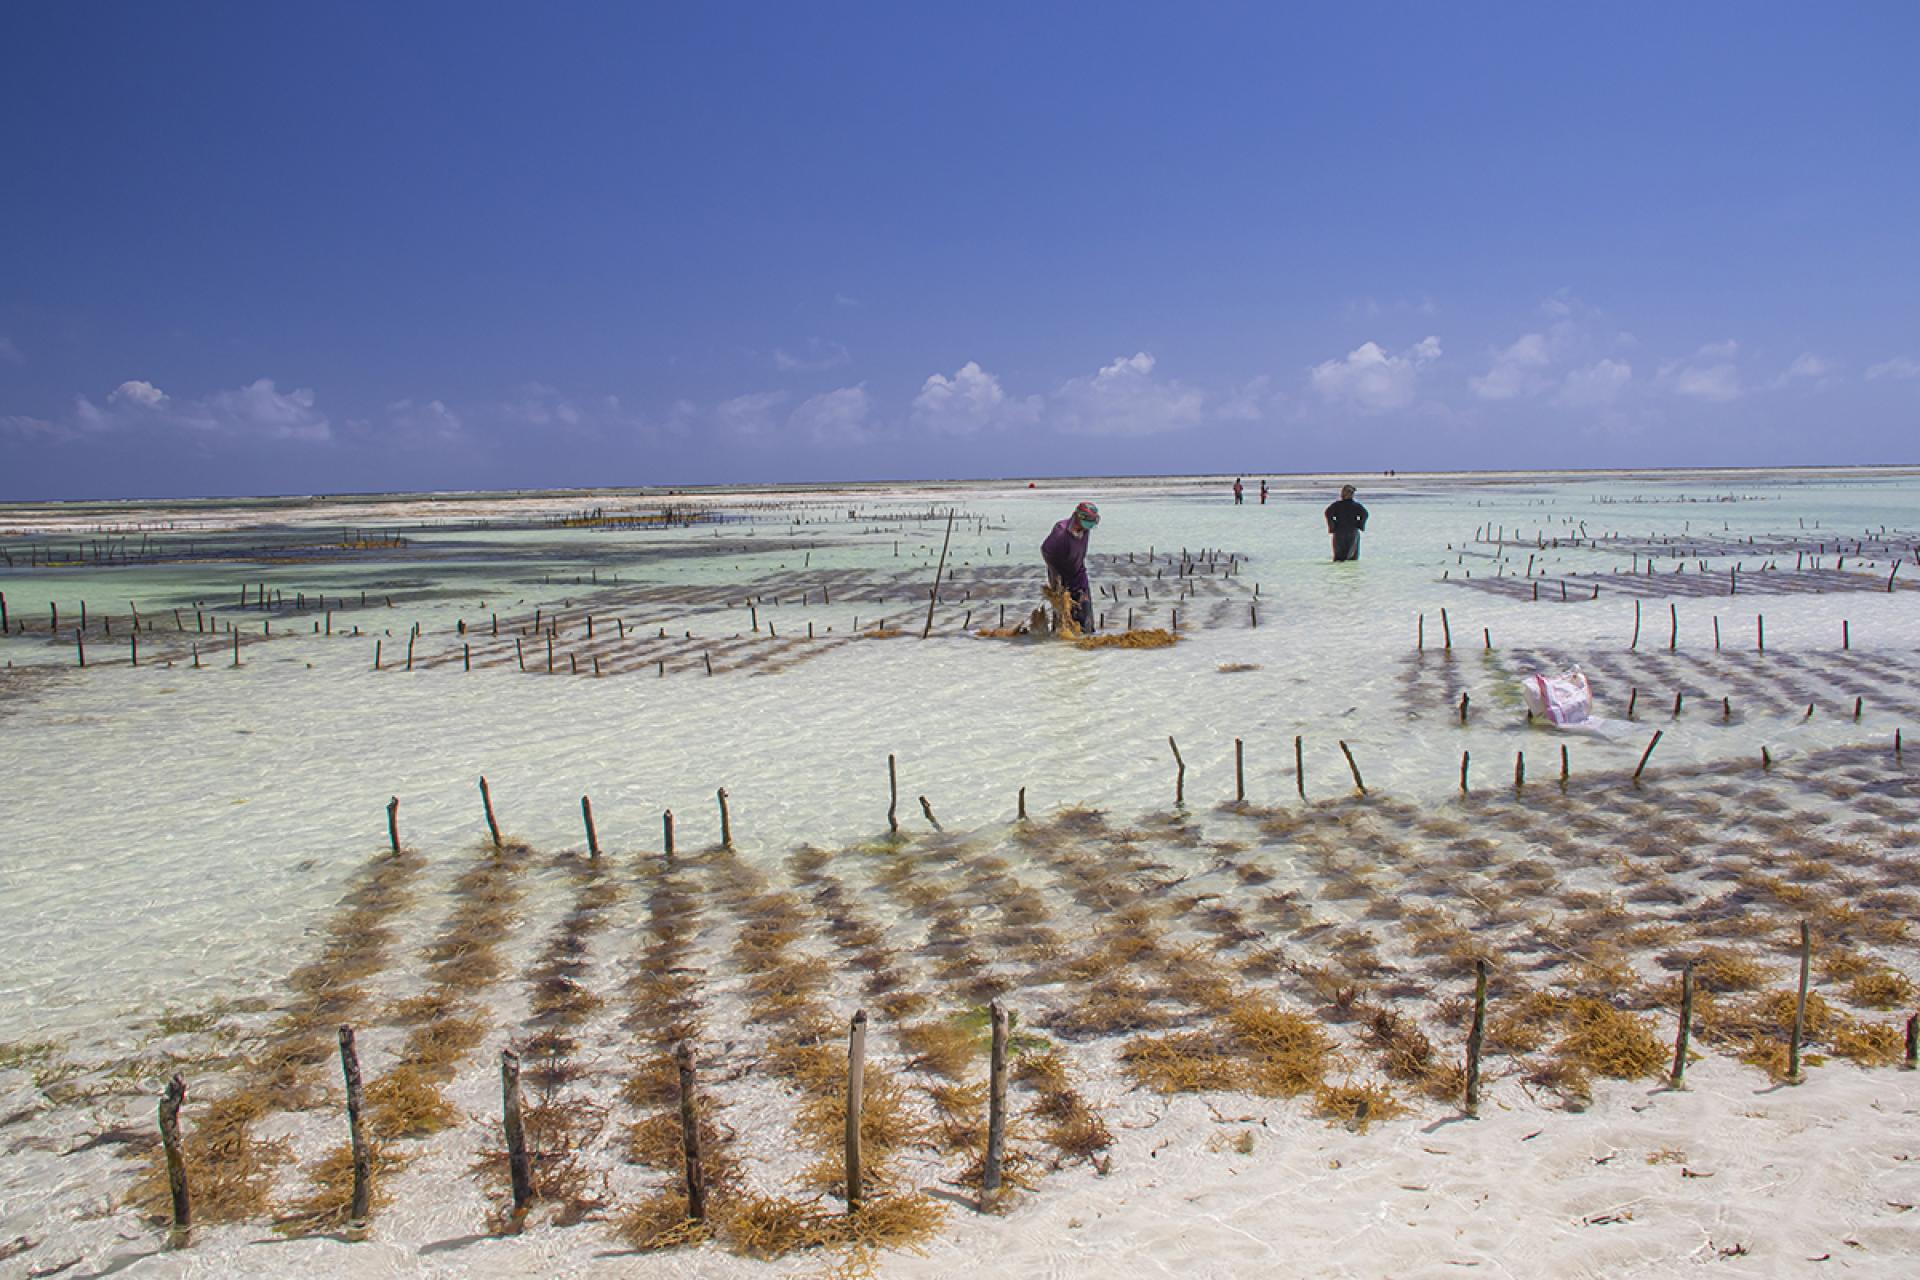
[{"xmin": 1, "ymin": 467, "xmax": 1917, "ymax": 1277}]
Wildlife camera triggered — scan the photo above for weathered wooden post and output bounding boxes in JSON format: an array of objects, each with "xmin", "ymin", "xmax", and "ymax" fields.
[
  {"xmin": 663, "ymin": 810, "xmax": 675, "ymax": 861},
  {"xmin": 158, "ymin": 1074, "xmax": 191, "ymax": 1244},
  {"xmin": 501, "ymin": 1048, "xmax": 533, "ymax": 1216},
  {"xmin": 845, "ymin": 1010, "xmax": 868, "ymax": 1211},
  {"xmin": 479, "ymin": 776, "xmax": 503, "ymax": 849},
  {"xmin": 1787, "ymin": 920, "xmax": 1811, "ymax": 1084},
  {"xmin": 338, "ymin": 1026, "xmax": 371, "ymax": 1231},
  {"xmin": 1294, "ymin": 734, "xmax": 1305, "ymax": 800},
  {"xmin": 1234, "ymin": 738, "xmax": 1245, "ymax": 804},
  {"xmin": 887, "ymin": 754, "xmax": 899, "ymax": 833},
  {"xmin": 1633, "ymin": 730, "xmax": 1663, "ymax": 784},
  {"xmin": 983, "ymin": 999, "xmax": 1010, "ymax": 1200},
  {"xmin": 1460, "ymin": 750, "xmax": 1470, "ymax": 795},
  {"xmin": 921, "ymin": 509, "xmax": 956, "ymax": 639},
  {"xmin": 1670, "ymin": 958, "xmax": 1695, "ymax": 1089},
  {"xmin": 1440, "ymin": 608, "xmax": 1452, "ymax": 650},
  {"xmin": 1338, "ymin": 740, "xmax": 1366, "ymax": 795},
  {"xmin": 676, "ymin": 1042, "xmax": 707, "ymax": 1224},
  {"xmin": 386, "ymin": 797, "xmax": 400, "ymax": 855},
  {"xmin": 717, "ymin": 788, "xmax": 733, "ymax": 849},
  {"xmin": 1464, "ymin": 958, "xmax": 1487, "ymax": 1117},
  {"xmin": 1168, "ymin": 736, "xmax": 1186, "ymax": 806},
  {"xmin": 1017, "ymin": 786, "xmax": 1027, "ymax": 821},
  {"xmin": 581, "ymin": 795, "xmax": 600, "ymax": 859}
]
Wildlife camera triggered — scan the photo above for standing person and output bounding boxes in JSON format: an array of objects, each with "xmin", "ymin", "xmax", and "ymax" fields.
[
  {"xmin": 1259, "ymin": 479, "xmax": 1268, "ymax": 505},
  {"xmin": 1325, "ymin": 484, "xmax": 1368, "ymax": 562},
  {"xmin": 1233, "ymin": 477, "xmax": 1244, "ymax": 505},
  {"xmin": 1042, "ymin": 501, "xmax": 1100, "ymax": 632}
]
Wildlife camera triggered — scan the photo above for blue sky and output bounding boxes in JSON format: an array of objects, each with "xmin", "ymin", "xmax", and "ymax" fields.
[{"xmin": 2, "ymin": 3, "xmax": 1916, "ymax": 499}]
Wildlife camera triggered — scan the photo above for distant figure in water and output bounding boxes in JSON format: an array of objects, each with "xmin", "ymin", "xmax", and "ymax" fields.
[
  {"xmin": 1326, "ymin": 484, "xmax": 1368, "ymax": 561},
  {"xmin": 1042, "ymin": 501, "xmax": 1100, "ymax": 632},
  {"xmin": 1259, "ymin": 479, "xmax": 1268, "ymax": 505},
  {"xmin": 1232, "ymin": 477, "xmax": 1244, "ymax": 505}
]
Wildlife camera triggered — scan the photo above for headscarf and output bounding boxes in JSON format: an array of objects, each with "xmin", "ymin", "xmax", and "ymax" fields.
[{"xmin": 1072, "ymin": 501, "xmax": 1100, "ymax": 530}]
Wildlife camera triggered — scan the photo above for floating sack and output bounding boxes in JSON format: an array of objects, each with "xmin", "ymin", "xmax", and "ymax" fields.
[{"xmin": 1522, "ymin": 667, "xmax": 1592, "ymax": 726}]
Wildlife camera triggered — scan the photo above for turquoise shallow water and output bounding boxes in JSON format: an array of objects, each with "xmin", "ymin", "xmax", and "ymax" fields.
[{"xmin": 1, "ymin": 466, "xmax": 1916, "ymax": 1048}]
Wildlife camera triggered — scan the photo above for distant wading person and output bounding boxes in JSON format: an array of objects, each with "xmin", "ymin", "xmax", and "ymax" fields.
[
  {"xmin": 1042, "ymin": 502, "xmax": 1100, "ymax": 632},
  {"xmin": 1326, "ymin": 485, "xmax": 1368, "ymax": 561}
]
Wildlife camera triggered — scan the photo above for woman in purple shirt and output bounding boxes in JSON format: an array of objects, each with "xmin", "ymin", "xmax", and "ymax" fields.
[{"xmin": 1041, "ymin": 501, "xmax": 1100, "ymax": 631}]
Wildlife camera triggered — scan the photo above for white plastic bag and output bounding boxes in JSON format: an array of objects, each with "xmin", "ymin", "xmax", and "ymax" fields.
[{"xmin": 1522, "ymin": 667, "xmax": 1592, "ymax": 727}]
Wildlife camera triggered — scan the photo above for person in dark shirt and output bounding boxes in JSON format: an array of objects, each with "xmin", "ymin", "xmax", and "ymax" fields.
[
  {"xmin": 1325, "ymin": 484, "xmax": 1368, "ymax": 561},
  {"xmin": 1041, "ymin": 501, "xmax": 1100, "ymax": 631}
]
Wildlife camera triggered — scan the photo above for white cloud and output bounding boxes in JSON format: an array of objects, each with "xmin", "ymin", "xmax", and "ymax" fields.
[
  {"xmin": 1557, "ymin": 359, "xmax": 1632, "ymax": 407},
  {"xmin": 713, "ymin": 390, "xmax": 789, "ymax": 436},
  {"xmin": 1867, "ymin": 356, "xmax": 1920, "ymax": 381},
  {"xmin": 502, "ymin": 382, "xmax": 583, "ymax": 429},
  {"xmin": 1308, "ymin": 336, "xmax": 1441, "ymax": 413},
  {"xmin": 387, "ymin": 397, "xmax": 463, "ymax": 442},
  {"xmin": 0, "ymin": 336, "xmax": 22, "ymax": 365},
  {"xmin": 1660, "ymin": 340, "xmax": 1742, "ymax": 402},
  {"xmin": 1051, "ymin": 352, "xmax": 1205, "ymax": 437},
  {"xmin": 200, "ymin": 379, "xmax": 331, "ymax": 441},
  {"xmin": 1769, "ymin": 352, "xmax": 1833, "ymax": 390},
  {"xmin": 910, "ymin": 361, "xmax": 1041, "ymax": 435},
  {"xmin": 788, "ymin": 385, "xmax": 876, "ymax": 446},
  {"xmin": 109, "ymin": 379, "xmax": 168, "ymax": 408},
  {"xmin": 61, "ymin": 376, "xmax": 332, "ymax": 442},
  {"xmin": 773, "ymin": 339, "xmax": 851, "ymax": 372},
  {"xmin": 833, "ymin": 292, "xmax": 862, "ymax": 308},
  {"xmin": 1470, "ymin": 333, "xmax": 1552, "ymax": 401}
]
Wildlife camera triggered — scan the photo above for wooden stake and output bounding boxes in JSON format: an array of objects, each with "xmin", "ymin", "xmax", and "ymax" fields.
[
  {"xmin": 717, "ymin": 788, "xmax": 732, "ymax": 849},
  {"xmin": 1459, "ymin": 692, "xmax": 1469, "ymax": 724},
  {"xmin": 1417, "ymin": 613, "xmax": 1423, "ymax": 650},
  {"xmin": 663, "ymin": 810, "xmax": 675, "ymax": 860},
  {"xmin": 1295, "ymin": 734, "xmax": 1305, "ymax": 799},
  {"xmin": 1627, "ymin": 687, "xmax": 1637, "ymax": 720},
  {"xmin": 1464, "ymin": 958, "xmax": 1487, "ymax": 1117},
  {"xmin": 1904, "ymin": 1013, "xmax": 1918, "ymax": 1071},
  {"xmin": 386, "ymin": 797, "xmax": 400, "ymax": 854},
  {"xmin": 1459, "ymin": 750, "xmax": 1469, "ymax": 794},
  {"xmin": 1440, "ymin": 608, "xmax": 1451, "ymax": 650},
  {"xmin": 1631, "ymin": 599, "xmax": 1640, "ymax": 650},
  {"xmin": 845, "ymin": 1010, "xmax": 867, "ymax": 1211},
  {"xmin": 887, "ymin": 754, "xmax": 899, "ymax": 833},
  {"xmin": 158, "ymin": 1074, "xmax": 191, "ymax": 1242},
  {"xmin": 1669, "ymin": 602, "xmax": 1677, "ymax": 651},
  {"xmin": 1513, "ymin": 750, "xmax": 1524, "ymax": 789},
  {"xmin": 1670, "ymin": 958, "xmax": 1695, "ymax": 1089},
  {"xmin": 921, "ymin": 509, "xmax": 955, "ymax": 639},
  {"xmin": 1633, "ymin": 730, "xmax": 1663, "ymax": 783},
  {"xmin": 501, "ymin": 1049, "xmax": 533, "ymax": 1216},
  {"xmin": 919, "ymin": 795, "xmax": 942, "ymax": 830},
  {"xmin": 1713, "ymin": 616, "xmax": 1721, "ymax": 649},
  {"xmin": 983, "ymin": 1000, "xmax": 1009, "ymax": 1200},
  {"xmin": 676, "ymin": 1042, "xmax": 707, "ymax": 1223},
  {"xmin": 581, "ymin": 795, "xmax": 599, "ymax": 859},
  {"xmin": 1168, "ymin": 736, "xmax": 1185, "ymax": 806},
  {"xmin": 1843, "ymin": 619, "xmax": 1850, "ymax": 650},
  {"xmin": 1560, "ymin": 743, "xmax": 1569, "ymax": 785},
  {"xmin": 1757, "ymin": 614, "xmax": 1765, "ymax": 653},
  {"xmin": 1787, "ymin": 920, "xmax": 1811, "ymax": 1084},
  {"xmin": 1338, "ymin": 740, "xmax": 1366, "ymax": 795},
  {"xmin": 479, "ymin": 775, "xmax": 503, "ymax": 849},
  {"xmin": 338, "ymin": 1025, "xmax": 371, "ymax": 1230}
]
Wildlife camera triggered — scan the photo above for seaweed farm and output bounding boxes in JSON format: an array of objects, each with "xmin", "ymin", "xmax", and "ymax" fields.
[{"xmin": 2, "ymin": 468, "xmax": 1918, "ymax": 1275}]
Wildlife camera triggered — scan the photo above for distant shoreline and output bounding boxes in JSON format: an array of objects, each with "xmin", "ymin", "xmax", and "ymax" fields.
[{"xmin": 5, "ymin": 461, "xmax": 1918, "ymax": 512}]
